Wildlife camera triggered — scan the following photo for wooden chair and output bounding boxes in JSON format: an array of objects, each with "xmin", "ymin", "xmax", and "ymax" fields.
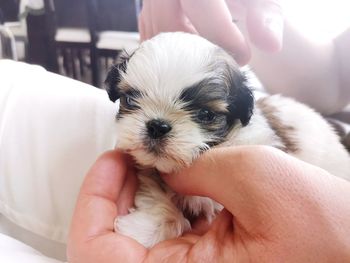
[
  {"xmin": 0, "ymin": 5, "xmax": 19, "ymax": 60},
  {"xmin": 86, "ymin": 0, "xmax": 140, "ymax": 87},
  {"xmin": 43, "ymin": 0, "xmax": 98, "ymax": 86},
  {"xmin": 0, "ymin": 0, "xmax": 19, "ymax": 22}
]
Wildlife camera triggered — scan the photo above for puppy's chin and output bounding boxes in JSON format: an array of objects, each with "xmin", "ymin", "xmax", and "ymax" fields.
[
  {"xmin": 152, "ymin": 159, "xmax": 184, "ymax": 174},
  {"xmin": 125, "ymin": 146, "xmax": 206, "ymax": 173}
]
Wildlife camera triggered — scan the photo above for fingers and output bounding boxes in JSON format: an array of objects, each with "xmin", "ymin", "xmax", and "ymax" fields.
[
  {"xmin": 139, "ymin": 0, "xmax": 197, "ymax": 41},
  {"xmin": 69, "ymin": 150, "xmax": 134, "ymax": 240},
  {"xmin": 246, "ymin": 0, "xmax": 283, "ymax": 52},
  {"xmin": 139, "ymin": 0, "xmax": 283, "ymax": 65},
  {"xmin": 139, "ymin": 0, "xmax": 250, "ymax": 64},
  {"xmin": 117, "ymin": 165, "xmax": 138, "ymax": 215},
  {"xmin": 162, "ymin": 146, "xmax": 316, "ymax": 228},
  {"xmin": 181, "ymin": 0, "xmax": 250, "ymax": 65}
]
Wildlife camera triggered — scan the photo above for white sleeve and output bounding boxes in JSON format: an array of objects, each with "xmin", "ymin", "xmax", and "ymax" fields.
[{"xmin": 0, "ymin": 60, "xmax": 118, "ymax": 246}]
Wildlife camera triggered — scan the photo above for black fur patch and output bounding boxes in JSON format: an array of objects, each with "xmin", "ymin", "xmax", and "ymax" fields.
[
  {"xmin": 104, "ymin": 51, "xmax": 134, "ymax": 102},
  {"xmin": 226, "ymin": 70, "xmax": 254, "ymax": 126},
  {"xmin": 180, "ymin": 79, "xmax": 229, "ymax": 109},
  {"xmin": 179, "ymin": 68, "xmax": 254, "ymax": 146}
]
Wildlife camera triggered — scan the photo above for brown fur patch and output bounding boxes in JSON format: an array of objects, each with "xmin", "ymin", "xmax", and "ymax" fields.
[
  {"xmin": 206, "ymin": 100, "xmax": 229, "ymax": 113},
  {"xmin": 119, "ymin": 79, "xmax": 132, "ymax": 92},
  {"xmin": 256, "ymin": 97, "xmax": 299, "ymax": 153}
]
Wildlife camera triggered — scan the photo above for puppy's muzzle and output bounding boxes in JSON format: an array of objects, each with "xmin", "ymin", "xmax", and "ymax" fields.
[{"xmin": 146, "ymin": 119, "xmax": 172, "ymax": 139}]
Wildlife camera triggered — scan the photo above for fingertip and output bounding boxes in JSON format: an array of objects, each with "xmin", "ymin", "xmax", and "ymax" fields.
[
  {"xmin": 246, "ymin": 1, "xmax": 284, "ymax": 52},
  {"xmin": 81, "ymin": 150, "xmax": 133, "ymax": 202},
  {"xmin": 160, "ymin": 170, "xmax": 190, "ymax": 194},
  {"xmin": 95, "ymin": 149, "xmax": 125, "ymax": 164},
  {"xmin": 88, "ymin": 150, "xmax": 123, "ymax": 177},
  {"xmin": 161, "ymin": 149, "xmax": 223, "ymax": 196},
  {"xmin": 96, "ymin": 149, "xmax": 134, "ymax": 168},
  {"xmin": 161, "ymin": 165, "xmax": 207, "ymax": 197}
]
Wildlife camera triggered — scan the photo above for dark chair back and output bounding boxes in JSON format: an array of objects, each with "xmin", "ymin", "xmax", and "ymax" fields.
[
  {"xmin": 86, "ymin": 0, "xmax": 138, "ymax": 33},
  {"xmin": 0, "ymin": 8, "xmax": 4, "ymax": 24},
  {"xmin": 0, "ymin": 0, "xmax": 19, "ymax": 22},
  {"xmin": 54, "ymin": 0, "xmax": 89, "ymax": 28},
  {"xmin": 43, "ymin": 0, "xmax": 89, "ymax": 33}
]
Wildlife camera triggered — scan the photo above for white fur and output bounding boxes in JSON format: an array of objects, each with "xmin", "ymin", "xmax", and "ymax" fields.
[{"xmin": 113, "ymin": 32, "xmax": 350, "ymax": 247}]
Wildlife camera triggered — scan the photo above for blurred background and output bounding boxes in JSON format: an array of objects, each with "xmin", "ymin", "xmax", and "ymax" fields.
[
  {"xmin": 0, "ymin": 0, "xmax": 141, "ymax": 87},
  {"xmin": 0, "ymin": 0, "xmax": 349, "ymax": 89}
]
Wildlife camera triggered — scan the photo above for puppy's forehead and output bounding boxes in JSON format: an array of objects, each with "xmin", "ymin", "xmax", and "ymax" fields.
[{"xmin": 121, "ymin": 33, "xmax": 231, "ymax": 99}]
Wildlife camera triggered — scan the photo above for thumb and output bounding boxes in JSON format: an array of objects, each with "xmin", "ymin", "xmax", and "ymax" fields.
[
  {"xmin": 162, "ymin": 145, "xmax": 317, "ymax": 227},
  {"xmin": 69, "ymin": 150, "xmax": 133, "ymax": 240}
]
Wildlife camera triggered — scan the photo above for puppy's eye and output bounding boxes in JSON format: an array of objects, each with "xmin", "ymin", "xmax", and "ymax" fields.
[
  {"xmin": 121, "ymin": 95, "xmax": 138, "ymax": 109},
  {"xmin": 125, "ymin": 95, "xmax": 134, "ymax": 106},
  {"xmin": 197, "ymin": 108, "xmax": 216, "ymax": 123}
]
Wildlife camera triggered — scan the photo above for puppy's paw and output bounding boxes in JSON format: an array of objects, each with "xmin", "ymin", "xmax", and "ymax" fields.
[
  {"xmin": 114, "ymin": 209, "xmax": 191, "ymax": 248},
  {"xmin": 178, "ymin": 196, "xmax": 223, "ymax": 223}
]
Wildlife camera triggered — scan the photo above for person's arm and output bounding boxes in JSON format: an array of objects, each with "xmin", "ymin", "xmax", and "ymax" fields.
[
  {"xmin": 250, "ymin": 22, "xmax": 350, "ymax": 114},
  {"xmin": 67, "ymin": 146, "xmax": 350, "ymax": 262}
]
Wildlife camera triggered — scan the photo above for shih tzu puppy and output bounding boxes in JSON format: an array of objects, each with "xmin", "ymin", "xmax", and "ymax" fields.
[{"xmin": 105, "ymin": 32, "xmax": 350, "ymax": 248}]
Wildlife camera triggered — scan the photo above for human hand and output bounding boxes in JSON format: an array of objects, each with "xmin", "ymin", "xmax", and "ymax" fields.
[
  {"xmin": 66, "ymin": 150, "xmax": 217, "ymax": 262},
  {"xmin": 139, "ymin": 0, "xmax": 283, "ymax": 65},
  {"xmin": 67, "ymin": 147, "xmax": 350, "ymax": 262}
]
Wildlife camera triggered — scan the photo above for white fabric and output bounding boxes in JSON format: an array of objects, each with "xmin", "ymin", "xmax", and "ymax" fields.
[
  {"xmin": 55, "ymin": 28, "xmax": 91, "ymax": 43},
  {"xmin": 0, "ymin": 60, "xmax": 118, "ymax": 258},
  {"xmin": 97, "ymin": 31, "xmax": 140, "ymax": 52},
  {"xmin": 0, "ymin": 233, "xmax": 64, "ymax": 263},
  {"xmin": 0, "ymin": 215, "xmax": 66, "ymax": 260}
]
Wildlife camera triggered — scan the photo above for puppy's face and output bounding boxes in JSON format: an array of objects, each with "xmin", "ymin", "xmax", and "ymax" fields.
[{"xmin": 106, "ymin": 33, "xmax": 253, "ymax": 173}]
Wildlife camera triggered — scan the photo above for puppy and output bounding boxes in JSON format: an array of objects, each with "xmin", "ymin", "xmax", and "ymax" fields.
[{"xmin": 105, "ymin": 32, "xmax": 350, "ymax": 248}]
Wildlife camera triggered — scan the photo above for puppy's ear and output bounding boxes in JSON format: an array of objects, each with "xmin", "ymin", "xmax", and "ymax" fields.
[
  {"xmin": 228, "ymin": 70, "xmax": 254, "ymax": 126},
  {"xmin": 104, "ymin": 52, "xmax": 132, "ymax": 102}
]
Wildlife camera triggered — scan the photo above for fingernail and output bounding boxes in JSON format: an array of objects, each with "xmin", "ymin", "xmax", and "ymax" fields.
[{"xmin": 264, "ymin": 14, "xmax": 284, "ymax": 40}]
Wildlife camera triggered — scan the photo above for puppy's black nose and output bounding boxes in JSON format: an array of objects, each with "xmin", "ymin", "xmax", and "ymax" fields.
[{"xmin": 147, "ymin": 119, "xmax": 172, "ymax": 139}]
